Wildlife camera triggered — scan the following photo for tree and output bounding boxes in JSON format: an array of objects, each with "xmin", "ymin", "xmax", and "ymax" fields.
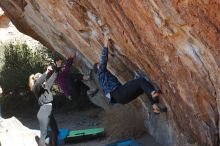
[{"xmin": 0, "ymin": 43, "xmax": 51, "ymax": 94}]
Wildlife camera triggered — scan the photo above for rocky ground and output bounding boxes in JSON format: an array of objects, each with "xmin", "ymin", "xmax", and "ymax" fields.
[{"xmin": 10, "ymin": 108, "xmax": 163, "ymax": 146}]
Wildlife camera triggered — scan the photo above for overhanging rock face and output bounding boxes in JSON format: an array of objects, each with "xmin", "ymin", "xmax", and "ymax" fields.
[{"xmin": 0, "ymin": 1, "xmax": 219, "ymax": 146}]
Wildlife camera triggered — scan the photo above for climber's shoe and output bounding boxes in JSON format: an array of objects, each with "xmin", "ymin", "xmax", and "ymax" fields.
[
  {"xmin": 152, "ymin": 96, "xmax": 159, "ymax": 104},
  {"xmin": 35, "ymin": 135, "xmax": 50, "ymax": 146},
  {"xmin": 155, "ymin": 88, "xmax": 162, "ymax": 94},
  {"xmin": 152, "ymin": 104, "xmax": 160, "ymax": 114},
  {"xmin": 154, "ymin": 86, "xmax": 162, "ymax": 96},
  {"xmin": 152, "ymin": 104, "xmax": 167, "ymax": 114},
  {"xmin": 151, "ymin": 90, "xmax": 162, "ymax": 103},
  {"xmin": 152, "ymin": 107, "xmax": 167, "ymax": 114}
]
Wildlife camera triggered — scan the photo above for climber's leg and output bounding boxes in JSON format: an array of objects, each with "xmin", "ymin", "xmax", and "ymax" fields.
[
  {"xmin": 111, "ymin": 78, "xmax": 164, "ymax": 114},
  {"xmin": 134, "ymin": 69, "xmax": 162, "ymax": 92}
]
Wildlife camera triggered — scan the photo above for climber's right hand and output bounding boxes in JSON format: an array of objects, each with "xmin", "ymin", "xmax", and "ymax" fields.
[
  {"xmin": 46, "ymin": 65, "xmax": 53, "ymax": 74},
  {"xmin": 69, "ymin": 51, "xmax": 76, "ymax": 59}
]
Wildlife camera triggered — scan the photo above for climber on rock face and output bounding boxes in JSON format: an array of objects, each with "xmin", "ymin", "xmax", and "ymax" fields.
[
  {"xmin": 94, "ymin": 33, "xmax": 163, "ymax": 114},
  {"xmin": 54, "ymin": 50, "xmax": 98, "ymax": 101}
]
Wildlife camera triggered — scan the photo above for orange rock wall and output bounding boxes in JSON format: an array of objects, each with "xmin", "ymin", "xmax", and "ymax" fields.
[{"xmin": 0, "ymin": 0, "xmax": 219, "ymax": 145}]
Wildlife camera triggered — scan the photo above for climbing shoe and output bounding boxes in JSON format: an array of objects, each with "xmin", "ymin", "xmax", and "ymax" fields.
[
  {"xmin": 35, "ymin": 135, "xmax": 50, "ymax": 146},
  {"xmin": 152, "ymin": 107, "xmax": 161, "ymax": 114}
]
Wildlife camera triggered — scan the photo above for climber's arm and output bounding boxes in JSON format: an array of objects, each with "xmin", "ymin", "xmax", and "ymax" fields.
[{"xmin": 99, "ymin": 34, "xmax": 110, "ymax": 72}]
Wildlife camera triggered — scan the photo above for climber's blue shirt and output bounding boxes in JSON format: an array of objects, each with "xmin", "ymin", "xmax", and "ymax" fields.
[{"xmin": 98, "ymin": 47, "xmax": 122, "ymax": 96}]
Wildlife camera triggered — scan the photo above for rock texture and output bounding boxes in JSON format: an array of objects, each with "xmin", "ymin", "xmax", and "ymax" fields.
[
  {"xmin": 0, "ymin": 0, "xmax": 219, "ymax": 146},
  {"xmin": 0, "ymin": 117, "xmax": 39, "ymax": 146},
  {"xmin": 0, "ymin": 8, "xmax": 10, "ymax": 28},
  {"xmin": 0, "ymin": 8, "xmax": 40, "ymax": 47}
]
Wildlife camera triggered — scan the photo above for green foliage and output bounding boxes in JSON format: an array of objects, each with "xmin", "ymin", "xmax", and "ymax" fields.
[{"xmin": 0, "ymin": 43, "xmax": 51, "ymax": 94}]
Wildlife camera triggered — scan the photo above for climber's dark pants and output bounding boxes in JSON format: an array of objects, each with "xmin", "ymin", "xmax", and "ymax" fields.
[
  {"xmin": 68, "ymin": 73, "xmax": 84, "ymax": 81},
  {"xmin": 49, "ymin": 114, "xmax": 59, "ymax": 146},
  {"xmin": 111, "ymin": 77, "xmax": 156, "ymax": 104},
  {"xmin": 68, "ymin": 73, "xmax": 85, "ymax": 98}
]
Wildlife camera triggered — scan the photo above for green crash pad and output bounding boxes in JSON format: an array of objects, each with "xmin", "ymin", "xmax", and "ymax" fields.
[{"xmin": 65, "ymin": 128, "xmax": 105, "ymax": 143}]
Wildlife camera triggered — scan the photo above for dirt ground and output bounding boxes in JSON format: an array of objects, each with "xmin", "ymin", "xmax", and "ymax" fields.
[{"xmin": 12, "ymin": 108, "xmax": 163, "ymax": 146}]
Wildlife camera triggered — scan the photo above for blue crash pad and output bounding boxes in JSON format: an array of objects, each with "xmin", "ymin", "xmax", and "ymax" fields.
[
  {"xmin": 107, "ymin": 139, "xmax": 141, "ymax": 146},
  {"xmin": 48, "ymin": 128, "xmax": 70, "ymax": 145}
]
